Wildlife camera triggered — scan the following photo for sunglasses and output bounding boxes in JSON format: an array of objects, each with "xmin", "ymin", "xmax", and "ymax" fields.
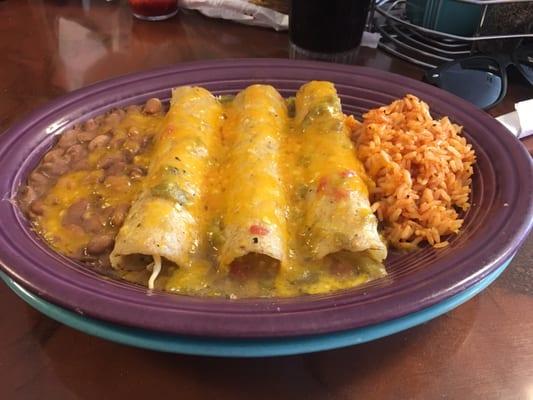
[{"xmin": 424, "ymin": 44, "xmax": 533, "ymax": 110}]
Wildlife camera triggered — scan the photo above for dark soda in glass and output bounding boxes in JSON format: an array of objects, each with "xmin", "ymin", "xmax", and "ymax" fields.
[{"xmin": 289, "ymin": 0, "xmax": 371, "ymax": 54}]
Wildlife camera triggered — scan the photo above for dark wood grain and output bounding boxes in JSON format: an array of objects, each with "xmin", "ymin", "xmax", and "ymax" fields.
[{"xmin": 1, "ymin": 1, "xmax": 532, "ymax": 399}]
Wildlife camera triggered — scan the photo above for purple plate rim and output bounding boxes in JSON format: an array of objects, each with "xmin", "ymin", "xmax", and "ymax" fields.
[{"xmin": 0, "ymin": 58, "xmax": 531, "ymax": 338}]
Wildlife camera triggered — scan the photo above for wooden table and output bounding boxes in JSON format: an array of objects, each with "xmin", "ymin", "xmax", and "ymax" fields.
[{"xmin": 1, "ymin": 1, "xmax": 532, "ymax": 399}]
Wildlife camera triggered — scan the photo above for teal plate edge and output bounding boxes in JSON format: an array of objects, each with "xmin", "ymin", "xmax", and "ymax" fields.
[{"xmin": 0, "ymin": 258, "xmax": 511, "ymax": 358}]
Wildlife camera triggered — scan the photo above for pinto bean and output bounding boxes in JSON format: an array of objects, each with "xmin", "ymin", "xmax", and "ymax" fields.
[
  {"xmin": 97, "ymin": 154, "xmax": 124, "ymax": 169},
  {"xmin": 84, "ymin": 118, "xmax": 98, "ymax": 132},
  {"xmin": 43, "ymin": 148, "xmax": 65, "ymax": 163},
  {"xmin": 109, "ymin": 136, "xmax": 126, "ymax": 150},
  {"xmin": 144, "ymin": 98, "xmax": 162, "ymax": 114},
  {"xmin": 106, "ymin": 161, "xmax": 127, "ymax": 177},
  {"xmin": 30, "ymin": 199, "xmax": 45, "ymax": 215},
  {"xmin": 19, "ymin": 186, "xmax": 37, "ymax": 212},
  {"xmin": 97, "ymin": 155, "xmax": 115, "ymax": 170},
  {"xmin": 81, "ymin": 213, "xmax": 104, "ymax": 233},
  {"xmin": 111, "ymin": 204, "xmax": 130, "ymax": 227},
  {"xmin": 28, "ymin": 173, "xmax": 51, "ymax": 196},
  {"xmin": 58, "ymin": 129, "xmax": 79, "ymax": 148},
  {"xmin": 66, "ymin": 144, "xmax": 88, "ymax": 162},
  {"xmin": 86, "ymin": 234, "xmax": 115, "ymax": 255},
  {"xmin": 76, "ymin": 130, "xmax": 99, "ymax": 143},
  {"xmin": 29, "ymin": 171, "xmax": 50, "ymax": 187},
  {"xmin": 116, "ymin": 108, "xmax": 126, "ymax": 119},
  {"xmin": 41, "ymin": 158, "xmax": 70, "ymax": 177},
  {"xmin": 98, "ymin": 124, "xmax": 114, "ymax": 136},
  {"xmin": 63, "ymin": 198, "xmax": 89, "ymax": 226},
  {"xmin": 64, "ymin": 224, "xmax": 86, "ymax": 237},
  {"xmin": 105, "ymin": 111, "xmax": 123, "ymax": 127},
  {"xmin": 126, "ymin": 105, "xmax": 142, "ymax": 114},
  {"xmin": 72, "ymin": 159, "xmax": 90, "ymax": 171},
  {"xmin": 88, "ymin": 135, "xmax": 111, "ymax": 152}
]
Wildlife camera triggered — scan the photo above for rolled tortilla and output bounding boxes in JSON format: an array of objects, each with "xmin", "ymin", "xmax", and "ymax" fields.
[
  {"xmin": 294, "ymin": 81, "xmax": 387, "ymax": 272},
  {"xmin": 216, "ymin": 84, "xmax": 288, "ymax": 272},
  {"xmin": 110, "ymin": 86, "xmax": 223, "ymax": 288}
]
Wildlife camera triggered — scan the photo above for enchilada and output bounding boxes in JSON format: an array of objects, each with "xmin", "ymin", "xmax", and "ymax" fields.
[
  {"xmin": 289, "ymin": 81, "xmax": 387, "ymax": 280},
  {"xmin": 110, "ymin": 86, "xmax": 224, "ymax": 289},
  {"xmin": 216, "ymin": 84, "xmax": 288, "ymax": 276}
]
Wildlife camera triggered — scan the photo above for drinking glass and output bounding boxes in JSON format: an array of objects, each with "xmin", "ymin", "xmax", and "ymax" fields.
[{"xmin": 289, "ymin": 0, "xmax": 372, "ymax": 64}]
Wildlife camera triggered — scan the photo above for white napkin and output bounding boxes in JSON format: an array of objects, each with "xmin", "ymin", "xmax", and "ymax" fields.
[
  {"xmin": 496, "ymin": 99, "xmax": 533, "ymax": 139},
  {"xmin": 179, "ymin": 0, "xmax": 288, "ymax": 31}
]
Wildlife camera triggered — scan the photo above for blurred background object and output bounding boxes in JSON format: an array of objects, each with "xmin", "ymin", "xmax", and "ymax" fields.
[
  {"xmin": 406, "ymin": 0, "xmax": 483, "ymax": 37},
  {"xmin": 476, "ymin": 3, "xmax": 533, "ymax": 53},
  {"xmin": 128, "ymin": 0, "xmax": 179, "ymax": 21},
  {"xmin": 372, "ymin": 0, "xmax": 533, "ymax": 69}
]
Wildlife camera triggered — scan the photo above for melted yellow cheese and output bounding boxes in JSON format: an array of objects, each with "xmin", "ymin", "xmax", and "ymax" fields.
[
  {"xmin": 31, "ymin": 84, "xmax": 386, "ymax": 298},
  {"xmin": 111, "ymin": 87, "xmax": 224, "ymax": 272},
  {"xmin": 215, "ymin": 85, "xmax": 288, "ymax": 269},
  {"xmin": 35, "ymin": 110, "xmax": 163, "ymax": 257}
]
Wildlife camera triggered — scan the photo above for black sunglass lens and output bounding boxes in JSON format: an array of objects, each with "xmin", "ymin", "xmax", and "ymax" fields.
[{"xmin": 430, "ymin": 58, "xmax": 503, "ymax": 109}]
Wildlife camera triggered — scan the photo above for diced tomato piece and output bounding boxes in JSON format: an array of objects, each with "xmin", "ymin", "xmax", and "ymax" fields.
[
  {"xmin": 249, "ymin": 224, "xmax": 269, "ymax": 235},
  {"xmin": 333, "ymin": 188, "xmax": 349, "ymax": 200},
  {"xmin": 317, "ymin": 176, "xmax": 328, "ymax": 193},
  {"xmin": 162, "ymin": 125, "xmax": 175, "ymax": 137}
]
